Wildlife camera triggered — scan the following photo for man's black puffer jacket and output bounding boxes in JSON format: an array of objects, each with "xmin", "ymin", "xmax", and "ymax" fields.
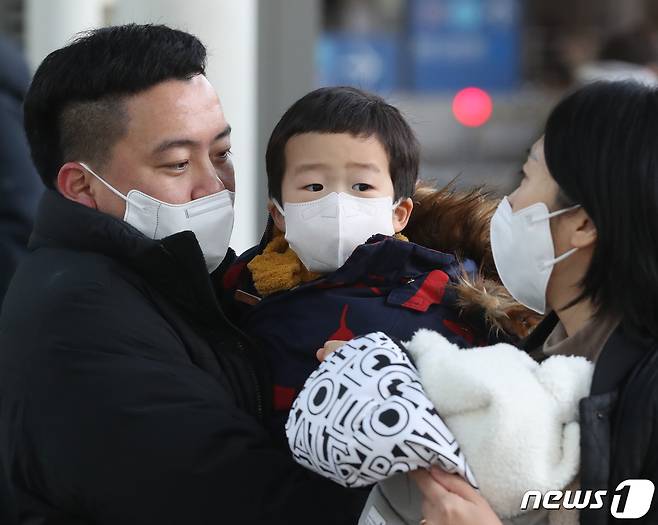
[{"xmin": 0, "ymin": 190, "xmax": 366, "ymax": 524}]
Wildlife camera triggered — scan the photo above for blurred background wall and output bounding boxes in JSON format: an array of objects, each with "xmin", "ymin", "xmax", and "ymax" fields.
[{"xmin": 1, "ymin": 0, "xmax": 657, "ymax": 252}]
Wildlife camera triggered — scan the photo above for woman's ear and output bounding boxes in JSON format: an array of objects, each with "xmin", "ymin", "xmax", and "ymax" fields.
[
  {"xmin": 268, "ymin": 199, "xmax": 286, "ymax": 233},
  {"xmin": 570, "ymin": 209, "xmax": 597, "ymax": 249},
  {"xmin": 393, "ymin": 197, "xmax": 414, "ymax": 233}
]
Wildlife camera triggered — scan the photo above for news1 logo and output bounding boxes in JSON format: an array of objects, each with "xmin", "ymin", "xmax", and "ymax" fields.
[{"xmin": 521, "ymin": 479, "xmax": 655, "ymax": 519}]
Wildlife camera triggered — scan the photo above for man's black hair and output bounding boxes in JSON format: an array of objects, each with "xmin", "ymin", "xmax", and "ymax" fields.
[
  {"xmin": 265, "ymin": 86, "xmax": 420, "ymax": 203},
  {"xmin": 544, "ymin": 80, "xmax": 658, "ymax": 338},
  {"xmin": 24, "ymin": 24, "xmax": 207, "ymax": 188}
]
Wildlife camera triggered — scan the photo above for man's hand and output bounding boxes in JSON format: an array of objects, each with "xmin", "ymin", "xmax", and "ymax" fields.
[
  {"xmin": 316, "ymin": 340, "xmax": 347, "ymax": 362},
  {"xmin": 410, "ymin": 467, "xmax": 502, "ymax": 525}
]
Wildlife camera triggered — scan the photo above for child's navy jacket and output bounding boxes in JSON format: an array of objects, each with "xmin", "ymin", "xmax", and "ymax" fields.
[{"xmin": 223, "ymin": 233, "xmax": 499, "ymax": 441}]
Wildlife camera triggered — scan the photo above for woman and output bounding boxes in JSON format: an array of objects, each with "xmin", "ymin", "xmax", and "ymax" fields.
[{"xmin": 412, "ymin": 80, "xmax": 658, "ymax": 524}]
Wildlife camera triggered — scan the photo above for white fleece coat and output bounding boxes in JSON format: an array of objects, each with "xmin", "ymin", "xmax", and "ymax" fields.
[
  {"xmin": 286, "ymin": 330, "xmax": 594, "ymax": 520},
  {"xmin": 407, "ymin": 329, "xmax": 593, "ymax": 518}
]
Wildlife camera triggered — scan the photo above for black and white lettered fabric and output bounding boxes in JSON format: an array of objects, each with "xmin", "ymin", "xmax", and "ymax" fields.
[{"xmin": 285, "ymin": 332, "xmax": 477, "ymax": 489}]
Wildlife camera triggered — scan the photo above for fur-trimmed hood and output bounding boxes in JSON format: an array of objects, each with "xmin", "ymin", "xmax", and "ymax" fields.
[
  {"xmin": 403, "ymin": 185, "xmax": 542, "ymax": 339},
  {"xmin": 247, "ymin": 184, "xmax": 540, "ymax": 340}
]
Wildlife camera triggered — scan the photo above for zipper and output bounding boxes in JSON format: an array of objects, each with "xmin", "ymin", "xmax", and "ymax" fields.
[
  {"xmin": 218, "ymin": 312, "xmax": 264, "ymax": 420},
  {"xmin": 235, "ymin": 337, "xmax": 264, "ymax": 419},
  {"xmin": 157, "ymin": 240, "xmax": 264, "ymax": 419}
]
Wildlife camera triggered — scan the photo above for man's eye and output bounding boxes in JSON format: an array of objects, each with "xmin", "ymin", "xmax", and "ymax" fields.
[
  {"xmin": 215, "ymin": 150, "xmax": 232, "ymax": 162},
  {"xmin": 352, "ymin": 183, "xmax": 373, "ymax": 191},
  {"xmin": 304, "ymin": 184, "xmax": 324, "ymax": 192}
]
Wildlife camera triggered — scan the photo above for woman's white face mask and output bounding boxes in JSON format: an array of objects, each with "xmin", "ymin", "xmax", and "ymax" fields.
[{"xmin": 490, "ymin": 197, "xmax": 580, "ymax": 314}]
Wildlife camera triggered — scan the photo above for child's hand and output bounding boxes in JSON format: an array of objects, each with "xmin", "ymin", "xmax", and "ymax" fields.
[
  {"xmin": 316, "ymin": 340, "xmax": 347, "ymax": 362},
  {"xmin": 410, "ymin": 467, "xmax": 502, "ymax": 525}
]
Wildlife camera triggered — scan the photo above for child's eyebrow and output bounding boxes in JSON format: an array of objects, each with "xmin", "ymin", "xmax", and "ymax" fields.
[
  {"xmin": 346, "ymin": 162, "xmax": 380, "ymax": 173},
  {"xmin": 293, "ymin": 163, "xmax": 330, "ymax": 175}
]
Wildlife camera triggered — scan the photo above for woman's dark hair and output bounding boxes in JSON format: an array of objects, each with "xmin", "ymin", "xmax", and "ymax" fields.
[
  {"xmin": 265, "ymin": 86, "xmax": 420, "ymax": 203},
  {"xmin": 24, "ymin": 24, "xmax": 207, "ymax": 188},
  {"xmin": 544, "ymin": 80, "xmax": 658, "ymax": 338}
]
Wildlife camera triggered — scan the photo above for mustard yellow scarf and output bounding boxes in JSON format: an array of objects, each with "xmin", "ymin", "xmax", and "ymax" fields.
[{"xmin": 248, "ymin": 228, "xmax": 407, "ymax": 297}]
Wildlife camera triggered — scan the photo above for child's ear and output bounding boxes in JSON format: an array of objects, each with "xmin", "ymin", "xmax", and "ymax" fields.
[
  {"xmin": 268, "ymin": 199, "xmax": 286, "ymax": 233},
  {"xmin": 393, "ymin": 197, "xmax": 413, "ymax": 233}
]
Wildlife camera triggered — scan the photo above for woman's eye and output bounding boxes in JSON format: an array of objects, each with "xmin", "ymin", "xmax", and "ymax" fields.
[
  {"xmin": 304, "ymin": 183, "xmax": 324, "ymax": 192},
  {"xmin": 352, "ymin": 183, "xmax": 373, "ymax": 191}
]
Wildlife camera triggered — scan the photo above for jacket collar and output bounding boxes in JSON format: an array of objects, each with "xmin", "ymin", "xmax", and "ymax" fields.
[
  {"xmin": 253, "ymin": 217, "xmax": 462, "ymax": 274},
  {"xmin": 523, "ymin": 312, "xmax": 654, "ymax": 395},
  {"xmin": 591, "ymin": 323, "xmax": 654, "ymax": 395},
  {"xmin": 324, "ymin": 234, "xmax": 476, "ymax": 285},
  {"xmin": 30, "ymin": 190, "xmax": 232, "ymax": 327},
  {"xmin": 240, "ymin": 219, "xmax": 476, "ymax": 290},
  {"xmin": 29, "ymin": 190, "xmax": 159, "ymax": 256}
]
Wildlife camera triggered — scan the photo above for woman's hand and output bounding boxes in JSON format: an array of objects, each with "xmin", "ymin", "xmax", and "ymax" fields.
[
  {"xmin": 316, "ymin": 340, "xmax": 347, "ymax": 362},
  {"xmin": 410, "ymin": 467, "xmax": 503, "ymax": 525}
]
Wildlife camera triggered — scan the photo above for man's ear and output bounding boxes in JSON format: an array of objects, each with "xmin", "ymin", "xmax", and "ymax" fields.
[
  {"xmin": 57, "ymin": 162, "xmax": 98, "ymax": 209},
  {"xmin": 268, "ymin": 199, "xmax": 286, "ymax": 233},
  {"xmin": 569, "ymin": 209, "xmax": 597, "ymax": 249},
  {"xmin": 393, "ymin": 197, "xmax": 414, "ymax": 233}
]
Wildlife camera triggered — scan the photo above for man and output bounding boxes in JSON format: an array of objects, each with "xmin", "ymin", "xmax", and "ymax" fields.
[
  {"xmin": 0, "ymin": 24, "xmax": 365, "ymax": 524},
  {"xmin": 0, "ymin": 36, "xmax": 42, "ymax": 305}
]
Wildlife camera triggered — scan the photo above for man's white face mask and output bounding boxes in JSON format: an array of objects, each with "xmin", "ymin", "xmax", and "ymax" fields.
[
  {"xmin": 490, "ymin": 197, "xmax": 580, "ymax": 314},
  {"xmin": 273, "ymin": 192, "xmax": 400, "ymax": 273},
  {"xmin": 80, "ymin": 162, "xmax": 234, "ymax": 273}
]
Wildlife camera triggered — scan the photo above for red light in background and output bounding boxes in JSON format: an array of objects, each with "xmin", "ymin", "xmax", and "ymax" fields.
[{"xmin": 452, "ymin": 87, "xmax": 493, "ymax": 127}]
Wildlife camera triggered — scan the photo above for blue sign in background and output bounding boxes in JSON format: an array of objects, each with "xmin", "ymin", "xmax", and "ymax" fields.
[
  {"xmin": 316, "ymin": 0, "xmax": 521, "ymax": 94},
  {"xmin": 317, "ymin": 33, "xmax": 400, "ymax": 93},
  {"xmin": 408, "ymin": 0, "xmax": 521, "ymax": 92}
]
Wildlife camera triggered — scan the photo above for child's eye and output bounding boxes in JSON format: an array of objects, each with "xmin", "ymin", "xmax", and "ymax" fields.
[
  {"xmin": 167, "ymin": 161, "xmax": 189, "ymax": 172},
  {"xmin": 304, "ymin": 183, "xmax": 324, "ymax": 192},
  {"xmin": 352, "ymin": 183, "xmax": 373, "ymax": 192}
]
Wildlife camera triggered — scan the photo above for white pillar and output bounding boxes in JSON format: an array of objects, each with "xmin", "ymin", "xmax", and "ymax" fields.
[
  {"xmin": 256, "ymin": 0, "xmax": 321, "ymax": 226},
  {"xmin": 25, "ymin": 0, "xmax": 106, "ymax": 70},
  {"xmin": 113, "ymin": 0, "xmax": 259, "ymax": 254}
]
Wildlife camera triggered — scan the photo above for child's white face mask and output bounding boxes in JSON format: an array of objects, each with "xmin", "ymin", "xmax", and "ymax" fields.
[
  {"xmin": 273, "ymin": 192, "xmax": 399, "ymax": 273},
  {"xmin": 80, "ymin": 162, "xmax": 234, "ymax": 273}
]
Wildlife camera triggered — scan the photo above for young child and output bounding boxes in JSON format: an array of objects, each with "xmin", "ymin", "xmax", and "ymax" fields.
[{"xmin": 223, "ymin": 87, "xmax": 535, "ymax": 443}]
